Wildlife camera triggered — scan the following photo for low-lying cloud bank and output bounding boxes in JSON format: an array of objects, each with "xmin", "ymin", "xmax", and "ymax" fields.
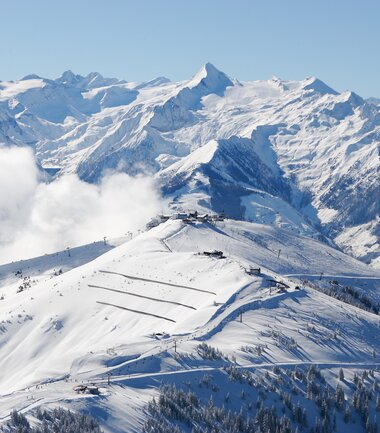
[{"xmin": 0, "ymin": 146, "xmax": 166, "ymax": 264}]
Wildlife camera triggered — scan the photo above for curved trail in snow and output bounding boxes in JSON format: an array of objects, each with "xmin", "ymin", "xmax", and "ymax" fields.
[
  {"xmin": 94, "ymin": 360, "xmax": 380, "ymax": 386},
  {"xmin": 99, "ymin": 270, "xmax": 216, "ymax": 295}
]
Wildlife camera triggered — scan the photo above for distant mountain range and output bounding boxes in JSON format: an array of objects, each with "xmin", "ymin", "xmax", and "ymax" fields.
[{"xmin": 0, "ymin": 63, "xmax": 379, "ymax": 267}]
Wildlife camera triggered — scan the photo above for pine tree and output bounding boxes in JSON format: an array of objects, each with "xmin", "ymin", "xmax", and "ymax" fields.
[
  {"xmin": 335, "ymin": 384, "xmax": 345, "ymax": 410},
  {"xmin": 315, "ymin": 416, "xmax": 321, "ymax": 433},
  {"xmin": 339, "ymin": 368, "xmax": 345, "ymax": 381},
  {"xmin": 366, "ymin": 415, "xmax": 371, "ymax": 433},
  {"xmin": 344, "ymin": 405, "xmax": 351, "ymax": 423},
  {"xmin": 302, "ymin": 407, "xmax": 308, "ymax": 427}
]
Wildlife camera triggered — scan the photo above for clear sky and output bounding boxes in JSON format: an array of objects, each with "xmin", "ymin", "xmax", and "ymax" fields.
[{"xmin": 1, "ymin": 0, "xmax": 379, "ymax": 97}]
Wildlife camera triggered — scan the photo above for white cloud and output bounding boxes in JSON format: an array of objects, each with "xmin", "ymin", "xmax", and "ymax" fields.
[{"xmin": 0, "ymin": 146, "xmax": 167, "ymax": 264}]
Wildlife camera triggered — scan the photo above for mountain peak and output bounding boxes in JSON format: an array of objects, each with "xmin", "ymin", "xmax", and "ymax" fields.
[
  {"xmin": 56, "ymin": 71, "xmax": 122, "ymax": 90},
  {"xmin": 57, "ymin": 70, "xmax": 84, "ymax": 86},
  {"xmin": 20, "ymin": 74, "xmax": 43, "ymax": 81},
  {"xmin": 82, "ymin": 72, "xmax": 109, "ymax": 89},
  {"xmin": 188, "ymin": 62, "xmax": 233, "ymax": 95},
  {"xmin": 201, "ymin": 62, "xmax": 223, "ymax": 76},
  {"xmin": 302, "ymin": 76, "xmax": 338, "ymax": 95}
]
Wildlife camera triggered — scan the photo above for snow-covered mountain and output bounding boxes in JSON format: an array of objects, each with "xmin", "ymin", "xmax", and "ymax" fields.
[
  {"xmin": 0, "ymin": 64, "xmax": 379, "ymax": 268},
  {"xmin": 0, "ymin": 218, "xmax": 380, "ymax": 432},
  {"xmin": 367, "ymin": 97, "xmax": 380, "ymax": 107}
]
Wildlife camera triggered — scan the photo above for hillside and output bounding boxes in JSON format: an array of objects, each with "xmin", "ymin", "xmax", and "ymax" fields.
[{"xmin": 0, "ymin": 218, "xmax": 380, "ymax": 432}]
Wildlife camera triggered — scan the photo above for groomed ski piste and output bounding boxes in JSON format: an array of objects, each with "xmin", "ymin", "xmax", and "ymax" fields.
[{"xmin": 1, "ymin": 218, "xmax": 380, "ymax": 432}]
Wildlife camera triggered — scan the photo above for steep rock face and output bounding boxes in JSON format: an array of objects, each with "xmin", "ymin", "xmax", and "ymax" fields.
[{"xmin": 0, "ymin": 64, "xmax": 378, "ymax": 266}]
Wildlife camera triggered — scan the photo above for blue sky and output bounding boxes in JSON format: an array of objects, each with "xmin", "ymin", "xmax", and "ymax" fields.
[{"xmin": 1, "ymin": 0, "xmax": 379, "ymax": 97}]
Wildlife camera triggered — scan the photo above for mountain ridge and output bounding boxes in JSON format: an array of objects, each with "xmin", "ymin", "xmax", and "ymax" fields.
[{"xmin": 0, "ymin": 63, "xmax": 379, "ymax": 267}]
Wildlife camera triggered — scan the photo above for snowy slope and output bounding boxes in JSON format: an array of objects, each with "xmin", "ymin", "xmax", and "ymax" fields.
[
  {"xmin": 0, "ymin": 219, "xmax": 380, "ymax": 431},
  {"xmin": 0, "ymin": 65, "xmax": 379, "ymax": 268},
  {"xmin": 0, "ymin": 237, "xmax": 127, "ymax": 292}
]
